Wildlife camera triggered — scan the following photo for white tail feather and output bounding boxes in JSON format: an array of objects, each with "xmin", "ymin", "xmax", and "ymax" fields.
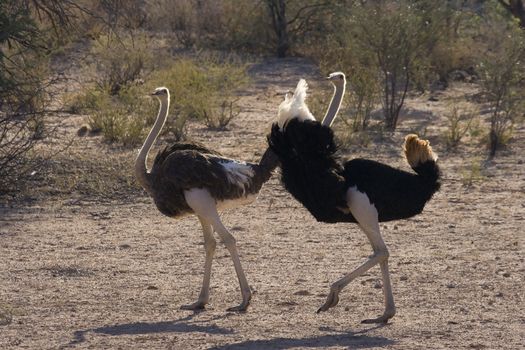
[{"xmin": 277, "ymin": 79, "xmax": 316, "ymax": 129}]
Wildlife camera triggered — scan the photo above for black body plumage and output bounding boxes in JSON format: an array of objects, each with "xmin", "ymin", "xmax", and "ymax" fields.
[
  {"xmin": 268, "ymin": 119, "xmax": 441, "ymax": 223},
  {"xmin": 148, "ymin": 142, "xmax": 278, "ymax": 218}
]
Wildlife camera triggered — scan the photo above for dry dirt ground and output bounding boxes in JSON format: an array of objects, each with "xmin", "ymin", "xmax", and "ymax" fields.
[{"xmin": 1, "ymin": 58, "xmax": 524, "ymax": 349}]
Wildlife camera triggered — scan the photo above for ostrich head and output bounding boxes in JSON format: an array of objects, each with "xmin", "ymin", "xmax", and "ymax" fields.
[
  {"xmin": 326, "ymin": 72, "xmax": 346, "ymax": 87},
  {"xmin": 151, "ymin": 87, "xmax": 169, "ymax": 99}
]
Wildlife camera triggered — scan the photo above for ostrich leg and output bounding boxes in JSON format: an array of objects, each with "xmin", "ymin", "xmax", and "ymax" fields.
[
  {"xmin": 185, "ymin": 188, "xmax": 252, "ymax": 312},
  {"xmin": 317, "ymin": 187, "xmax": 396, "ymax": 323},
  {"xmin": 180, "ymin": 216, "xmax": 216, "ymax": 310},
  {"xmin": 212, "ymin": 219, "xmax": 252, "ymax": 312}
]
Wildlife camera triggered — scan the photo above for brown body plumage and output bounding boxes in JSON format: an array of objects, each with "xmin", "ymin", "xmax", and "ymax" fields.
[
  {"xmin": 149, "ymin": 143, "xmax": 278, "ymax": 218},
  {"xmin": 135, "ymin": 87, "xmax": 278, "ymax": 311}
]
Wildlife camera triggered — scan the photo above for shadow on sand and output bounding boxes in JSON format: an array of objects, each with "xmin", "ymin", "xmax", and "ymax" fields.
[
  {"xmin": 68, "ymin": 312, "xmax": 233, "ymax": 346},
  {"xmin": 208, "ymin": 324, "xmax": 394, "ymax": 350},
  {"xmin": 68, "ymin": 313, "xmax": 393, "ymax": 349}
]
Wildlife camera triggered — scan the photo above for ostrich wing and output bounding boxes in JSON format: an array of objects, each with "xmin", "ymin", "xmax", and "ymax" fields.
[
  {"xmin": 153, "ymin": 142, "xmax": 221, "ymax": 168},
  {"xmin": 158, "ymin": 151, "xmax": 230, "ymax": 191}
]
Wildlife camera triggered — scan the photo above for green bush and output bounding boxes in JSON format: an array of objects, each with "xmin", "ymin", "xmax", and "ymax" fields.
[
  {"xmin": 85, "ymin": 86, "xmax": 156, "ymax": 146},
  {"xmin": 148, "ymin": 56, "xmax": 249, "ymax": 130},
  {"xmin": 76, "ymin": 55, "xmax": 248, "ymax": 146}
]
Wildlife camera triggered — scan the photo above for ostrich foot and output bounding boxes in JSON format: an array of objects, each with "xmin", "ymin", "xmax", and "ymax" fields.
[
  {"xmin": 361, "ymin": 310, "xmax": 395, "ymax": 324},
  {"xmin": 317, "ymin": 290, "xmax": 340, "ymax": 313},
  {"xmin": 226, "ymin": 297, "xmax": 251, "ymax": 312},
  {"xmin": 180, "ymin": 301, "xmax": 207, "ymax": 311}
]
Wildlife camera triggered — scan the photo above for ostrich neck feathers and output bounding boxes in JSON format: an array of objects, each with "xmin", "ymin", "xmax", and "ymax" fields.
[
  {"xmin": 321, "ymin": 81, "xmax": 345, "ymax": 127},
  {"xmin": 135, "ymin": 93, "xmax": 170, "ymax": 194}
]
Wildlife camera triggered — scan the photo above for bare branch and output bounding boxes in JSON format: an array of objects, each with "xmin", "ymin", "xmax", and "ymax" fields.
[{"xmin": 287, "ymin": 2, "xmax": 329, "ymax": 26}]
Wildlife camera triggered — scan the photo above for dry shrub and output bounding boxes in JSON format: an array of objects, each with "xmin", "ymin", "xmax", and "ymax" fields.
[
  {"xmin": 315, "ymin": 34, "xmax": 381, "ymax": 131},
  {"xmin": 210, "ymin": 100, "xmax": 241, "ymax": 130},
  {"xmin": 0, "ymin": 0, "xmax": 54, "ymax": 194},
  {"xmin": 148, "ymin": 55, "xmax": 249, "ymax": 131},
  {"xmin": 73, "ymin": 54, "xmax": 249, "ymax": 146},
  {"xmin": 421, "ymin": 4, "xmax": 482, "ymax": 84},
  {"xmin": 443, "ymin": 102, "xmax": 477, "ymax": 150},
  {"xmin": 353, "ymin": 2, "xmax": 446, "ymax": 130},
  {"xmin": 461, "ymin": 158, "xmax": 485, "ymax": 187},
  {"xmin": 84, "ymin": 86, "xmax": 156, "ymax": 146},
  {"xmin": 91, "ymin": 33, "xmax": 153, "ymax": 95},
  {"xmin": 304, "ymin": 87, "xmax": 331, "ymax": 122},
  {"xmin": 313, "ymin": 2, "xmax": 446, "ymax": 132},
  {"xmin": 478, "ymin": 15, "xmax": 525, "ymax": 157},
  {"xmin": 149, "ymin": 0, "xmax": 267, "ymax": 52},
  {"xmin": 0, "ymin": 304, "xmax": 13, "ymax": 326},
  {"xmin": 344, "ymin": 67, "xmax": 380, "ymax": 132}
]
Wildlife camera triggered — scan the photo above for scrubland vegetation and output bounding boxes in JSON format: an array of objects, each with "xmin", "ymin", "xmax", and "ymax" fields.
[
  {"xmin": 1, "ymin": 0, "xmax": 524, "ymax": 195},
  {"xmin": 2, "ymin": 3, "xmax": 525, "ymax": 349}
]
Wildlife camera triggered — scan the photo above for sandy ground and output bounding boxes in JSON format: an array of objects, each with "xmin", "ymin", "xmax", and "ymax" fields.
[{"xmin": 1, "ymin": 58, "xmax": 524, "ymax": 349}]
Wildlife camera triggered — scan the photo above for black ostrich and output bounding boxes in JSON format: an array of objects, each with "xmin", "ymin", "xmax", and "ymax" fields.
[{"xmin": 268, "ymin": 75, "xmax": 441, "ymax": 323}]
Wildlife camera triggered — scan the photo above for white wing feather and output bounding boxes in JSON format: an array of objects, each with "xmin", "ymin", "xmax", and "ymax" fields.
[{"xmin": 219, "ymin": 160, "xmax": 254, "ymax": 194}]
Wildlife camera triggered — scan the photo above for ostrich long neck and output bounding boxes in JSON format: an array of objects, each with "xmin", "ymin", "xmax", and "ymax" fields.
[
  {"xmin": 321, "ymin": 82, "xmax": 345, "ymax": 127},
  {"xmin": 135, "ymin": 95, "xmax": 169, "ymax": 192},
  {"xmin": 258, "ymin": 146, "xmax": 279, "ymax": 181}
]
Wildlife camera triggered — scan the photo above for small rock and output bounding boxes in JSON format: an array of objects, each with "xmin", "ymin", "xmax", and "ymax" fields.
[
  {"xmin": 294, "ymin": 290, "xmax": 311, "ymax": 296},
  {"xmin": 77, "ymin": 125, "xmax": 90, "ymax": 137},
  {"xmin": 502, "ymin": 272, "xmax": 510, "ymax": 278},
  {"xmin": 146, "ymin": 285, "xmax": 158, "ymax": 290},
  {"xmin": 400, "ymin": 276, "xmax": 408, "ymax": 281}
]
